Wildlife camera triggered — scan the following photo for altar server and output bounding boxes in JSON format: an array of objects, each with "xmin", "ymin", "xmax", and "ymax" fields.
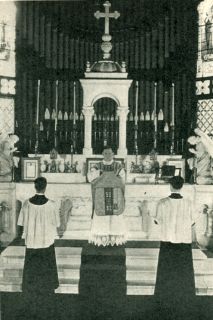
[
  {"xmin": 154, "ymin": 176, "xmax": 197, "ymax": 318},
  {"xmin": 88, "ymin": 145, "xmax": 127, "ymax": 246},
  {"xmin": 18, "ymin": 177, "xmax": 60, "ymax": 319}
]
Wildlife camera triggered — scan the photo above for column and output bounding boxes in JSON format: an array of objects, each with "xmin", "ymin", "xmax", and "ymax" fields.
[
  {"xmin": 83, "ymin": 106, "xmax": 94, "ymax": 156},
  {"xmin": 117, "ymin": 107, "xmax": 129, "ymax": 157}
]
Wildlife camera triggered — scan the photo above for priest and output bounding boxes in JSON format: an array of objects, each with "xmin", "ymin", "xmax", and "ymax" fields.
[{"xmin": 88, "ymin": 145, "xmax": 127, "ymax": 246}]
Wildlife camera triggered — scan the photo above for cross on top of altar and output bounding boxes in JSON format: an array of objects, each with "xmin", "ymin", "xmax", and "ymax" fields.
[
  {"xmin": 94, "ymin": 1, "xmax": 120, "ymax": 36},
  {"xmin": 81, "ymin": 1, "xmax": 132, "ymax": 156},
  {"xmin": 93, "ymin": 1, "xmax": 120, "ymax": 60},
  {"xmin": 86, "ymin": 1, "xmax": 126, "ymax": 75}
]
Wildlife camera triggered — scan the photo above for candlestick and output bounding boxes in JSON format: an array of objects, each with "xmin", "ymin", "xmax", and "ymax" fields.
[
  {"xmin": 154, "ymin": 82, "xmax": 157, "ymax": 149},
  {"xmin": 154, "ymin": 82, "xmax": 157, "ymax": 131},
  {"xmin": 71, "ymin": 144, "xmax": 74, "ymax": 167},
  {"xmin": 55, "ymin": 80, "xmax": 58, "ymax": 131},
  {"xmin": 73, "ymin": 81, "xmax": 76, "ymax": 125},
  {"xmin": 36, "ymin": 80, "xmax": 40, "ymax": 125},
  {"xmin": 135, "ymin": 81, "xmax": 139, "ymax": 126},
  {"xmin": 171, "ymin": 83, "xmax": 175, "ymax": 126}
]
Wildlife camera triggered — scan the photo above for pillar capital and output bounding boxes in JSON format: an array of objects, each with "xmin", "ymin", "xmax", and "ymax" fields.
[
  {"xmin": 82, "ymin": 107, "xmax": 94, "ymax": 117},
  {"xmin": 117, "ymin": 107, "xmax": 129, "ymax": 117}
]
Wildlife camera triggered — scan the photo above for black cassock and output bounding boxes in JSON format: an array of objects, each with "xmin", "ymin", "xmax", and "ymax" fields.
[
  {"xmin": 21, "ymin": 195, "xmax": 59, "ymax": 320},
  {"xmin": 154, "ymin": 193, "xmax": 196, "ymax": 320}
]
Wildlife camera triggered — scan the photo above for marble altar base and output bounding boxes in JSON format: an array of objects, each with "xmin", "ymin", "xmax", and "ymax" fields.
[{"xmin": 14, "ymin": 182, "xmax": 213, "ymax": 242}]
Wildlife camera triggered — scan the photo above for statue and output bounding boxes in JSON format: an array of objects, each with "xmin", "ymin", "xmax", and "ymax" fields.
[
  {"xmin": 187, "ymin": 128, "xmax": 213, "ymax": 184},
  {"xmin": 0, "ymin": 134, "xmax": 19, "ymax": 182},
  {"xmin": 205, "ymin": 6, "xmax": 213, "ymax": 54}
]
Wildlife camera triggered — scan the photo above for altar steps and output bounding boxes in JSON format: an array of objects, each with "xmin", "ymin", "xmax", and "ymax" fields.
[
  {"xmin": 0, "ymin": 246, "xmax": 213, "ymax": 295},
  {"xmin": 63, "ymin": 216, "xmax": 148, "ymax": 240},
  {"xmin": 64, "ymin": 213, "xmax": 148, "ymax": 240}
]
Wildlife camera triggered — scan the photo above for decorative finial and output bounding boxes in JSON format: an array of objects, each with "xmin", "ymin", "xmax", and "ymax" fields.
[{"xmin": 86, "ymin": 61, "xmax": 91, "ymax": 72}]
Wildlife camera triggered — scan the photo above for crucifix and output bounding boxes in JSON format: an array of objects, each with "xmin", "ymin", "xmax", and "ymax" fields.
[{"xmin": 94, "ymin": 1, "xmax": 120, "ymax": 36}]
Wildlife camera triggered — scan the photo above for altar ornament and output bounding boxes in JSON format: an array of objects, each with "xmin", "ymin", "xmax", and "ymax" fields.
[
  {"xmin": 44, "ymin": 108, "xmax": 50, "ymax": 140},
  {"xmin": 145, "ymin": 111, "xmax": 150, "ymax": 121},
  {"xmin": 158, "ymin": 109, "xmax": 164, "ymax": 121},
  {"xmin": 64, "ymin": 111, "xmax": 68, "ymax": 141},
  {"xmin": 0, "ymin": 134, "xmax": 19, "ymax": 182},
  {"xmin": 134, "ymin": 81, "xmax": 139, "ymax": 155},
  {"xmin": 153, "ymin": 82, "xmax": 157, "ymax": 150},
  {"xmin": 94, "ymin": 1, "xmax": 120, "ymax": 60},
  {"xmin": 55, "ymin": 80, "xmax": 58, "ymax": 131},
  {"xmin": 73, "ymin": 82, "xmax": 76, "ymax": 125},
  {"xmin": 58, "ymin": 110, "xmax": 63, "ymax": 120},
  {"xmin": 187, "ymin": 128, "xmax": 213, "ymax": 185},
  {"xmin": 36, "ymin": 80, "xmax": 40, "ymax": 126},
  {"xmin": 164, "ymin": 123, "xmax": 169, "ymax": 132},
  {"xmin": 86, "ymin": 61, "xmax": 91, "ymax": 72},
  {"xmin": 69, "ymin": 112, "xmax": 73, "ymax": 120},
  {"xmin": 21, "ymin": 157, "xmax": 40, "ymax": 181},
  {"xmin": 197, "ymin": 203, "xmax": 213, "ymax": 250},
  {"xmin": 121, "ymin": 61, "xmax": 126, "ymax": 73},
  {"xmin": 0, "ymin": 201, "xmax": 10, "ymax": 232},
  {"xmin": 40, "ymin": 160, "xmax": 48, "ymax": 173},
  {"xmin": 54, "ymin": 80, "xmax": 59, "ymax": 149},
  {"xmin": 70, "ymin": 145, "xmax": 77, "ymax": 172},
  {"xmin": 170, "ymin": 83, "xmax": 175, "ymax": 155},
  {"xmin": 35, "ymin": 80, "xmax": 40, "ymax": 155},
  {"xmin": 58, "ymin": 160, "xmax": 65, "ymax": 173},
  {"xmin": 139, "ymin": 112, "xmax": 145, "ymax": 121},
  {"xmin": 164, "ymin": 91, "xmax": 169, "ymax": 132},
  {"xmin": 0, "ymin": 21, "xmax": 10, "ymax": 61}
]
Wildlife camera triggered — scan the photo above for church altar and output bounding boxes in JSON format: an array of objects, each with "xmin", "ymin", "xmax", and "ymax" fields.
[{"xmin": 13, "ymin": 181, "xmax": 211, "ymax": 243}]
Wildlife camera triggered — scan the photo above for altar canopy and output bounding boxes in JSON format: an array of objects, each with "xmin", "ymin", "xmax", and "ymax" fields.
[{"xmin": 10, "ymin": 0, "xmax": 200, "ymax": 156}]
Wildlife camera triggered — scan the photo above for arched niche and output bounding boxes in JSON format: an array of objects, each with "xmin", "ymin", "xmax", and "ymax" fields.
[
  {"xmin": 92, "ymin": 97, "xmax": 118, "ymax": 154},
  {"xmin": 80, "ymin": 78, "xmax": 132, "ymax": 156}
]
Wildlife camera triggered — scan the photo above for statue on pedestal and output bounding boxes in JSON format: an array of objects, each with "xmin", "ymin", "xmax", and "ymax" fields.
[
  {"xmin": 0, "ymin": 135, "xmax": 19, "ymax": 182},
  {"xmin": 187, "ymin": 128, "xmax": 213, "ymax": 184},
  {"xmin": 205, "ymin": 6, "xmax": 213, "ymax": 54}
]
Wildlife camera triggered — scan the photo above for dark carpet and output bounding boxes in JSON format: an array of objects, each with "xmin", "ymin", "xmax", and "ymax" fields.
[{"xmin": 1, "ymin": 240, "xmax": 213, "ymax": 320}]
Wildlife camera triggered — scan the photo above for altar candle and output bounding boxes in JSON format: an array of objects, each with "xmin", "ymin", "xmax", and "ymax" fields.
[
  {"xmin": 154, "ymin": 82, "xmax": 157, "ymax": 131},
  {"xmin": 164, "ymin": 91, "xmax": 169, "ymax": 122},
  {"xmin": 55, "ymin": 80, "xmax": 58, "ymax": 131},
  {"xmin": 171, "ymin": 83, "xmax": 175, "ymax": 126},
  {"xmin": 36, "ymin": 80, "xmax": 40, "ymax": 125},
  {"xmin": 135, "ymin": 81, "xmax": 139, "ymax": 125},
  {"xmin": 73, "ymin": 81, "xmax": 76, "ymax": 125}
]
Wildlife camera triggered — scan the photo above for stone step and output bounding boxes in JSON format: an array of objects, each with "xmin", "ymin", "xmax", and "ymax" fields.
[
  {"xmin": 0, "ymin": 275, "xmax": 211, "ymax": 296},
  {"xmin": 1, "ymin": 262, "xmax": 211, "ymax": 284},
  {"xmin": 1, "ymin": 246, "xmax": 213, "ymax": 295},
  {"xmin": 58, "ymin": 269, "xmax": 80, "ymax": 280},
  {"xmin": 126, "ymin": 248, "xmax": 207, "ymax": 259},
  {"xmin": 127, "ymin": 271, "xmax": 156, "ymax": 283}
]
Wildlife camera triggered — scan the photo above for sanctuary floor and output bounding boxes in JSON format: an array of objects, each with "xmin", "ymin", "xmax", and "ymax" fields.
[{"xmin": 1, "ymin": 240, "xmax": 213, "ymax": 320}]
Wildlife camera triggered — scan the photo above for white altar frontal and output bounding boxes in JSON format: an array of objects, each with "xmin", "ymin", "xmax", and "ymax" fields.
[{"xmin": 13, "ymin": 180, "xmax": 211, "ymax": 242}]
